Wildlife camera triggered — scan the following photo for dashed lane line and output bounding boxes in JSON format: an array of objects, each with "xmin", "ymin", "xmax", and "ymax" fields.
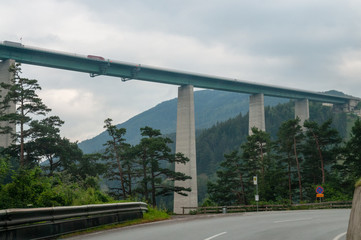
[{"xmin": 204, "ymin": 232, "xmax": 227, "ymax": 240}]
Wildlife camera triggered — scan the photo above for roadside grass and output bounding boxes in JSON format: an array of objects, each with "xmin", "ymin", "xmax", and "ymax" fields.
[{"xmin": 59, "ymin": 206, "xmax": 170, "ymax": 239}]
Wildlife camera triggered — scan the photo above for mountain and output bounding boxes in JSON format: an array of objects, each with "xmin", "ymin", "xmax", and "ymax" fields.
[{"xmin": 78, "ymin": 90, "xmax": 288, "ymax": 153}]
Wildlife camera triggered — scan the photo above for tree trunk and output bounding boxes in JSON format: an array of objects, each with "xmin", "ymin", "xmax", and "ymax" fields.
[
  {"xmin": 312, "ymin": 132, "xmax": 325, "ymax": 184},
  {"xmin": 151, "ymin": 166, "xmax": 156, "ymax": 207},
  {"xmin": 288, "ymin": 153, "xmax": 292, "ymax": 203},
  {"xmin": 142, "ymin": 149, "xmax": 149, "ymax": 202},
  {"xmin": 116, "ymin": 157, "xmax": 126, "ymax": 198},
  {"xmin": 260, "ymin": 143, "xmax": 265, "ymax": 181},
  {"xmin": 20, "ymin": 120, "xmax": 24, "ymax": 167},
  {"xmin": 293, "ymin": 136, "xmax": 303, "ymax": 202},
  {"xmin": 239, "ymin": 171, "xmax": 246, "ymax": 204},
  {"xmin": 113, "ymin": 139, "xmax": 126, "ymax": 199},
  {"xmin": 49, "ymin": 156, "xmax": 54, "ymax": 176},
  {"xmin": 127, "ymin": 164, "xmax": 132, "ymax": 196}
]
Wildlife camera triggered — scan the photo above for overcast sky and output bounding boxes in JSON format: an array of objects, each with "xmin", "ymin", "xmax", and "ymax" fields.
[{"xmin": 1, "ymin": 0, "xmax": 361, "ymax": 142}]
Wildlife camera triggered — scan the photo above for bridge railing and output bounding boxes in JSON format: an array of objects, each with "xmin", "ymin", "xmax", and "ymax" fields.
[
  {"xmin": 182, "ymin": 201, "xmax": 352, "ymax": 214},
  {"xmin": 0, "ymin": 202, "xmax": 148, "ymax": 240}
]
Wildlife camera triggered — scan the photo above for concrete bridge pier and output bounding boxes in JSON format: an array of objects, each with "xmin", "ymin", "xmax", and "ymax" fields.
[
  {"xmin": 295, "ymin": 99, "xmax": 309, "ymax": 126},
  {"xmin": 343, "ymin": 99, "xmax": 359, "ymax": 112},
  {"xmin": 0, "ymin": 59, "xmax": 15, "ymax": 148},
  {"xmin": 249, "ymin": 93, "xmax": 265, "ymax": 135},
  {"xmin": 173, "ymin": 85, "xmax": 198, "ymax": 214}
]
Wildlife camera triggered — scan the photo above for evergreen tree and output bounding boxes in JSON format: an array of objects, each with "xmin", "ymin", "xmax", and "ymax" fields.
[
  {"xmin": 69, "ymin": 153, "xmax": 107, "ymax": 181},
  {"xmin": 0, "ymin": 63, "xmax": 50, "ymax": 167},
  {"xmin": 276, "ymin": 133, "xmax": 294, "ymax": 203},
  {"xmin": 241, "ymin": 127, "xmax": 273, "ymax": 200},
  {"xmin": 121, "ymin": 144, "xmax": 137, "ymax": 197},
  {"xmin": 26, "ymin": 116, "xmax": 64, "ymax": 172},
  {"xmin": 208, "ymin": 150, "xmax": 248, "ymax": 205},
  {"xmin": 342, "ymin": 118, "xmax": 361, "ymax": 182},
  {"xmin": 277, "ymin": 118, "xmax": 304, "ymax": 202},
  {"xmin": 136, "ymin": 126, "xmax": 191, "ymax": 207},
  {"xmin": 102, "ymin": 118, "xmax": 128, "ymax": 199},
  {"xmin": 55, "ymin": 138, "xmax": 83, "ymax": 173},
  {"xmin": 303, "ymin": 119, "xmax": 341, "ymax": 185}
]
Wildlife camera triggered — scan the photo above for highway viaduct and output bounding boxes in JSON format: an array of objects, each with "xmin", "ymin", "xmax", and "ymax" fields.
[{"xmin": 0, "ymin": 41, "xmax": 360, "ymax": 214}]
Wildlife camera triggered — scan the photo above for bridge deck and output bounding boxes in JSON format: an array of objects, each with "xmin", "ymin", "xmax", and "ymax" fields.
[{"xmin": 0, "ymin": 41, "xmax": 358, "ymax": 104}]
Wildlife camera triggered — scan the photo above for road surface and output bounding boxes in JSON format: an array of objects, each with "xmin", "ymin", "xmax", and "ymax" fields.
[{"xmin": 66, "ymin": 209, "xmax": 350, "ymax": 240}]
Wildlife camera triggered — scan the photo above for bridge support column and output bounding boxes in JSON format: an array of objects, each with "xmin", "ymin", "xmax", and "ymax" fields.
[
  {"xmin": 0, "ymin": 60, "xmax": 15, "ymax": 148},
  {"xmin": 295, "ymin": 99, "xmax": 309, "ymax": 126},
  {"xmin": 249, "ymin": 93, "xmax": 265, "ymax": 135},
  {"xmin": 174, "ymin": 85, "xmax": 198, "ymax": 214}
]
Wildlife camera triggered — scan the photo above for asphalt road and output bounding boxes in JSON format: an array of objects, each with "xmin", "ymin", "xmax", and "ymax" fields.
[{"xmin": 66, "ymin": 209, "xmax": 350, "ymax": 240}]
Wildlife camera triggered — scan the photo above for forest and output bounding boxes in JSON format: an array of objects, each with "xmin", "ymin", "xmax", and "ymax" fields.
[
  {"xmin": 0, "ymin": 63, "xmax": 360, "ymax": 211},
  {"xmin": 196, "ymin": 100, "xmax": 357, "ymax": 205},
  {"xmin": 206, "ymin": 117, "xmax": 361, "ymax": 206}
]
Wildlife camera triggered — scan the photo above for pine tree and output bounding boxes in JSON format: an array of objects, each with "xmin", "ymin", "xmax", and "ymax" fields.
[
  {"xmin": 208, "ymin": 150, "xmax": 248, "ymax": 205},
  {"xmin": 26, "ymin": 116, "xmax": 64, "ymax": 172},
  {"xmin": 277, "ymin": 118, "xmax": 304, "ymax": 202},
  {"xmin": 241, "ymin": 127, "xmax": 273, "ymax": 200},
  {"xmin": 343, "ymin": 118, "xmax": 361, "ymax": 181},
  {"xmin": 136, "ymin": 126, "xmax": 191, "ymax": 207},
  {"xmin": 102, "ymin": 118, "xmax": 128, "ymax": 199},
  {"xmin": 303, "ymin": 119, "xmax": 341, "ymax": 185},
  {"xmin": 0, "ymin": 63, "xmax": 50, "ymax": 167}
]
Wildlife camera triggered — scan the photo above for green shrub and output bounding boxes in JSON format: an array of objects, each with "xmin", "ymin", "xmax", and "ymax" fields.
[
  {"xmin": 189, "ymin": 210, "xmax": 198, "ymax": 215},
  {"xmin": 0, "ymin": 168, "xmax": 114, "ymax": 209},
  {"xmin": 201, "ymin": 198, "xmax": 217, "ymax": 207},
  {"xmin": 143, "ymin": 206, "xmax": 169, "ymax": 221}
]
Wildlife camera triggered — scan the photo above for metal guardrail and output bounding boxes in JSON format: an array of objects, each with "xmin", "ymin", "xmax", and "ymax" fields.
[
  {"xmin": 0, "ymin": 202, "xmax": 148, "ymax": 240},
  {"xmin": 182, "ymin": 201, "xmax": 352, "ymax": 214}
]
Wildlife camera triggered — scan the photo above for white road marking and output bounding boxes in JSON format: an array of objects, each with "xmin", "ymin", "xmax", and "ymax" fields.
[
  {"xmin": 333, "ymin": 231, "xmax": 346, "ymax": 240},
  {"xmin": 273, "ymin": 217, "xmax": 313, "ymax": 223},
  {"xmin": 204, "ymin": 232, "xmax": 227, "ymax": 240}
]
